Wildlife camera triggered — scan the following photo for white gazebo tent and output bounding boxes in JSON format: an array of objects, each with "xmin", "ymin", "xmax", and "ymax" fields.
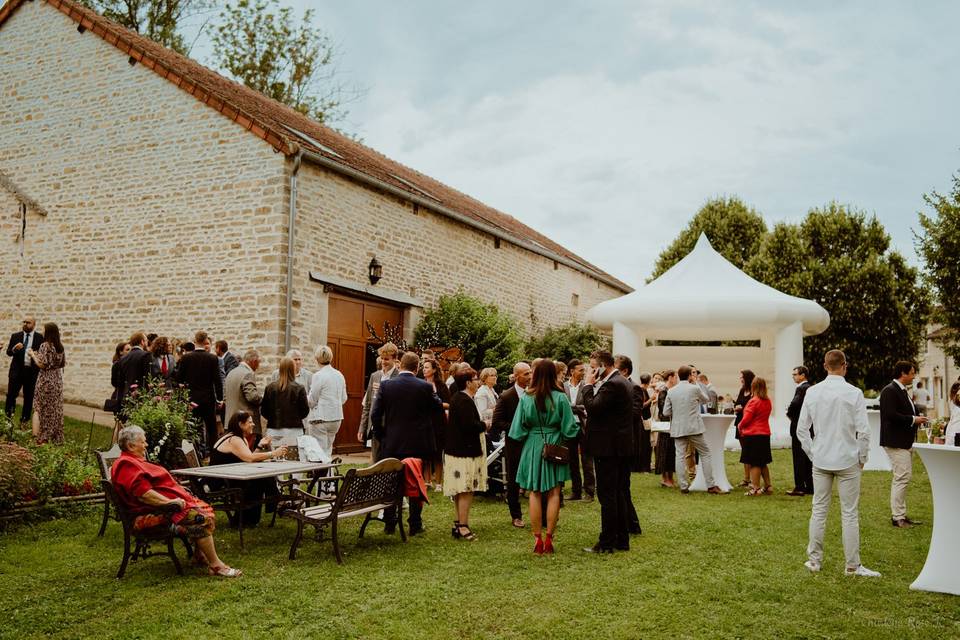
[{"xmin": 587, "ymin": 233, "xmax": 830, "ymax": 447}]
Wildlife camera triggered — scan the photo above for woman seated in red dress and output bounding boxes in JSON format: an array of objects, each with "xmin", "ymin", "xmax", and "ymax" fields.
[{"xmin": 111, "ymin": 425, "xmax": 242, "ymax": 577}]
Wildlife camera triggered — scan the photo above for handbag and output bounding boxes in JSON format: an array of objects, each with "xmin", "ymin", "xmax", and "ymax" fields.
[{"xmin": 535, "ymin": 397, "xmax": 570, "ymax": 464}]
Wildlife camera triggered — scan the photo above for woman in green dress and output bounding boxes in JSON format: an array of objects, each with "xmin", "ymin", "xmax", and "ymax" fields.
[{"xmin": 508, "ymin": 359, "xmax": 579, "ymax": 554}]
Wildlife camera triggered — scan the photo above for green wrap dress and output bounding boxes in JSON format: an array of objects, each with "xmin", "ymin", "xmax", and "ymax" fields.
[{"xmin": 508, "ymin": 390, "xmax": 579, "ymax": 492}]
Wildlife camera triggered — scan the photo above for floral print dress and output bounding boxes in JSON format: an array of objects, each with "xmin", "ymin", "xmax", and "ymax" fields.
[{"xmin": 33, "ymin": 341, "xmax": 65, "ymax": 444}]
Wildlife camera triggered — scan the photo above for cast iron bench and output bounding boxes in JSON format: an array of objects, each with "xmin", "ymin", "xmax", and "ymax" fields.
[{"xmin": 284, "ymin": 457, "xmax": 407, "ymax": 564}]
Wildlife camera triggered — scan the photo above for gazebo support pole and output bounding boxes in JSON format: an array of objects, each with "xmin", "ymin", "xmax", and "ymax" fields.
[
  {"xmin": 772, "ymin": 321, "xmax": 804, "ymax": 448},
  {"xmin": 613, "ymin": 322, "xmax": 641, "ymax": 379}
]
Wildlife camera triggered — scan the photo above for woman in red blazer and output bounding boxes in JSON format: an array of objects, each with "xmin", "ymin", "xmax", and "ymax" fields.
[{"xmin": 738, "ymin": 377, "xmax": 773, "ymax": 496}]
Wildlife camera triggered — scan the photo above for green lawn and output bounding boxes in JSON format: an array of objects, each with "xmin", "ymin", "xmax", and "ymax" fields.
[{"xmin": 0, "ymin": 422, "xmax": 957, "ymax": 639}]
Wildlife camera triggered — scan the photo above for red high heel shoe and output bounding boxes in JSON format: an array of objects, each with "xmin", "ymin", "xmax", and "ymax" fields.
[
  {"xmin": 533, "ymin": 534, "xmax": 544, "ymax": 555},
  {"xmin": 544, "ymin": 534, "xmax": 555, "ymax": 554}
]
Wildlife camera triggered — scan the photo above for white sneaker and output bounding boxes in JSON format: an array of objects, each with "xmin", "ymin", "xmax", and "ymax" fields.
[
  {"xmin": 845, "ymin": 565, "xmax": 881, "ymax": 577},
  {"xmin": 804, "ymin": 560, "xmax": 821, "ymax": 573}
]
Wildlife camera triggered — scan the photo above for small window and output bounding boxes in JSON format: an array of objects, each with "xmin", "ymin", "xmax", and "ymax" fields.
[
  {"xmin": 494, "ymin": 237, "xmax": 501, "ymax": 249},
  {"xmin": 571, "ymin": 293, "xmax": 580, "ymax": 307},
  {"xmin": 553, "ymin": 260, "xmax": 559, "ymax": 271}
]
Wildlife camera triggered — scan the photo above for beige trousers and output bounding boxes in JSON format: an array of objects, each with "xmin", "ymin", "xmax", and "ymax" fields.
[
  {"xmin": 807, "ymin": 464, "xmax": 861, "ymax": 570},
  {"xmin": 883, "ymin": 447, "xmax": 913, "ymax": 520}
]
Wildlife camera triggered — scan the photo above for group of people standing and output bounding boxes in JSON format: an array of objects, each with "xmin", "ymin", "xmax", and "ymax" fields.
[{"xmin": 4, "ymin": 316, "xmax": 66, "ymax": 443}]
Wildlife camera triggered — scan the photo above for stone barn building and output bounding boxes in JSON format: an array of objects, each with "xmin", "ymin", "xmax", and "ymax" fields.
[{"xmin": 0, "ymin": 0, "xmax": 630, "ymax": 451}]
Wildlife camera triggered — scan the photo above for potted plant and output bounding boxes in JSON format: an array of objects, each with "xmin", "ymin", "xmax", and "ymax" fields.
[
  {"xmin": 929, "ymin": 417, "xmax": 947, "ymax": 445},
  {"xmin": 123, "ymin": 378, "xmax": 198, "ymax": 468}
]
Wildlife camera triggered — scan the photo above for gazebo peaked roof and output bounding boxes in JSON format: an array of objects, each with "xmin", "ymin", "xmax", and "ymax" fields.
[{"xmin": 587, "ymin": 233, "xmax": 830, "ymax": 340}]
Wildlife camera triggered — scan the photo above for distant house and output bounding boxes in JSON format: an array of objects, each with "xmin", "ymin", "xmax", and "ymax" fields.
[
  {"xmin": 0, "ymin": 0, "xmax": 630, "ymax": 451},
  {"xmin": 918, "ymin": 323, "xmax": 959, "ymax": 419}
]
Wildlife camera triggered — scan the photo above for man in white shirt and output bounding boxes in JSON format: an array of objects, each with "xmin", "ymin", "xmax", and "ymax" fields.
[
  {"xmin": 797, "ymin": 349, "xmax": 880, "ymax": 577},
  {"xmin": 911, "ymin": 381, "xmax": 930, "ymax": 416},
  {"xmin": 307, "ymin": 345, "xmax": 348, "ymax": 459}
]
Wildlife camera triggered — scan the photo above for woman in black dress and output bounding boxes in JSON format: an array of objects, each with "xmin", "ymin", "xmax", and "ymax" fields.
[
  {"xmin": 209, "ymin": 411, "xmax": 287, "ymax": 526},
  {"xmin": 733, "ymin": 369, "xmax": 755, "ymax": 488},
  {"xmin": 422, "ymin": 358, "xmax": 451, "ymax": 491},
  {"xmin": 654, "ymin": 370, "xmax": 678, "ymax": 487}
]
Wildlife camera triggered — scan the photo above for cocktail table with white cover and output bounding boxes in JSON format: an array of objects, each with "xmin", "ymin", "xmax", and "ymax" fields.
[
  {"xmin": 863, "ymin": 410, "xmax": 892, "ymax": 471},
  {"xmin": 171, "ymin": 460, "xmax": 337, "ymax": 481},
  {"xmin": 909, "ymin": 443, "xmax": 960, "ymax": 596},
  {"xmin": 688, "ymin": 414, "xmax": 735, "ymax": 492}
]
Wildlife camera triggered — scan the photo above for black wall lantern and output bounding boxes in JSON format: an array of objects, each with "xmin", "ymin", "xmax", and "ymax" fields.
[{"xmin": 368, "ymin": 257, "xmax": 383, "ymax": 285}]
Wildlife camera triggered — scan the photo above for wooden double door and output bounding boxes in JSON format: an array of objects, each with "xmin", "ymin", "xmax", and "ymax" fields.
[{"xmin": 326, "ymin": 293, "xmax": 404, "ymax": 453}]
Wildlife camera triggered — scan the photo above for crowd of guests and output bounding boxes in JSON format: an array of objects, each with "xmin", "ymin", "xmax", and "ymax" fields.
[{"xmin": 8, "ymin": 315, "xmax": 960, "ymax": 576}]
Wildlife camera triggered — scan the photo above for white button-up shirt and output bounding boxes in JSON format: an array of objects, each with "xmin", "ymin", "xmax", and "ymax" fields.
[
  {"xmin": 797, "ymin": 374, "xmax": 870, "ymax": 471},
  {"xmin": 307, "ymin": 365, "xmax": 348, "ymax": 422}
]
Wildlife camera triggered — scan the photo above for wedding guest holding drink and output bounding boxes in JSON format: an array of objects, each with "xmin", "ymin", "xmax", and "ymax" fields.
[
  {"xmin": 733, "ymin": 369, "xmax": 755, "ymax": 487},
  {"xmin": 508, "ymin": 359, "xmax": 579, "ymax": 554},
  {"xmin": 945, "ymin": 381, "xmax": 960, "ymax": 446},
  {"xmin": 738, "ymin": 377, "xmax": 773, "ymax": 496},
  {"xmin": 421, "ymin": 357, "xmax": 451, "ymax": 490}
]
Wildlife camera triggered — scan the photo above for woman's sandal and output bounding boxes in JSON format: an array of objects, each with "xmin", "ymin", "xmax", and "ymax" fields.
[
  {"xmin": 209, "ymin": 565, "xmax": 243, "ymax": 578},
  {"xmin": 744, "ymin": 487, "xmax": 762, "ymax": 497},
  {"xmin": 762, "ymin": 486, "xmax": 774, "ymax": 495},
  {"xmin": 456, "ymin": 525, "xmax": 477, "ymax": 541},
  {"xmin": 737, "ymin": 479, "xmax": 751, "ymax": 488}
]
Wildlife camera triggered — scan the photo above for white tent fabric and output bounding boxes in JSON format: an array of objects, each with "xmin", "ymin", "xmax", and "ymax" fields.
[{"xmin": 587, "ymin": 233, "xmax": 830, "ymax": 447}]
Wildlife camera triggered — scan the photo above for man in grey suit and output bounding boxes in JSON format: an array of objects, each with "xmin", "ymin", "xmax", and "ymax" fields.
[
  {"xmin": 663, "ymin": 365, "xmax": 724, "ymax": 494},
  {"xmin": 224, "ymin": 349, "xmax": 262, "ymax": 432},
  {"xmin": 357, "ymin": 342, "xmax": 400, "ymax": 461}
]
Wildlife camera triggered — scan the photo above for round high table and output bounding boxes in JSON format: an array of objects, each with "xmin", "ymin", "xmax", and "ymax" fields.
[
  {"xmin": 863, "ymin": 410, "xmax": 892, "ymax": 471},
  {"xmin": 909, "ymin": 443, "xmax": 960, "ymax": 596},
  {"xmin": 689, "ymin": 415, "xmax": 735, "ymax": 493}
]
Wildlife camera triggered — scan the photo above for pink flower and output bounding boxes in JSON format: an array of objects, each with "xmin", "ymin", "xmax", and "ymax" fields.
[
  {"xmin": 189, "ymin": 402, "xmax": 198, "ymax": 409},
  {"xmin": 130, "ymin": 384, "xmax": 139, "ymax": 390}
]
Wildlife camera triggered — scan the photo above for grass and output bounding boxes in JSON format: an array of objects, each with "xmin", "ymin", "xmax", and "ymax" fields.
[{"xmin": 0, "ymin": 419, "xmax": 957, "ymax": 639}]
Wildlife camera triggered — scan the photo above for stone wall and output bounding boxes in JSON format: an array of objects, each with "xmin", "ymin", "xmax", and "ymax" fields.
[
  {"xmin": 0, "ymin": 1, "xmax": 288, "ymax": 404},
  {"xmin": 289, "ymin": 162, "xmax": 626, "ymax": 352}
]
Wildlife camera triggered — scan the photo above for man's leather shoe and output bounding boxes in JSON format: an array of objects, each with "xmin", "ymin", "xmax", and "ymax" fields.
[
  {"xmin": 786, "ymin": 489, "xmax": 806, "ymax": 496},
  {"xmin": 903, "ymin": 517, "xmax": 922, "ymax": 525},
  {"xmin": 565, "ymin": 494, "xmax": 582, "ymax": 501},
  {"xmin": 891, "ymin": 518, "xmax": 912, "ymax": 528},
  {"xmin": 409, "ymin": 526, "xmax": 425, "ymax": 536},
  {"xmin": 581, "ymin": 494, "xmax": 595, "ymax": 503},
  {"xmin": 680, "ymin": 488, "xmax": 690, "ymax": 494},
  {"xmin": 582, "ymin": 544, "xmax": 614, "ymax": 554},
  {"xmin": 384, "ymin": 524, "xmax": 396, "ymax": 535},
  {"xmin": 706, "ymin": 486, "xmax": 725, "ymax": 495}
]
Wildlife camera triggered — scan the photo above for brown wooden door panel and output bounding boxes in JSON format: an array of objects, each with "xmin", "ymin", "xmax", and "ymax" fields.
[{"xmin": 326, "ymin": 293, "xmax": 404, "ymax": 454}]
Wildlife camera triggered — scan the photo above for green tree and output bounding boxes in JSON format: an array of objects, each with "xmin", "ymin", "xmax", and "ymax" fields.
[
  {"xmin": 79, "ymin": 0, "xmax": 212, "ymax": 55},
  {"xmin": 650, "ymin": 196, "xmax": 768, "ymax": 279},
  {"xmin": 414, "ymin": 292, "xmax": 525, "ymax": 387},
  {"xmin": 524, "ymin": 322, "xmax": 610, "ymax": 364},
  {"xmin": 210, "ymin": 0, "xmax": 352, "ymax": 124},
  {"xmin": 746, "ymin": 203, "xmax": 930, "ymax": 389},
  {"xmin": 915, "ymin": 170, "xmax": 960, "ymax": 366}
]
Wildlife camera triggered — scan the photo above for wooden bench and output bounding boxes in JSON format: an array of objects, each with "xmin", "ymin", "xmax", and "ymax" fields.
[
  {"xmin": 284, "ymin": 458, "xmax": 408, "ymax": 564},
  {"xmin": 101, "ymin": 479, "xmax": 193, "ymax": 578}
]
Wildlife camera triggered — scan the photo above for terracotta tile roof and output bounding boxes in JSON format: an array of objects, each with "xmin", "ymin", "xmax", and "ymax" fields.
[{"xmin": 0, "ymin": 0, "xmax": 632, "ymax": 293}]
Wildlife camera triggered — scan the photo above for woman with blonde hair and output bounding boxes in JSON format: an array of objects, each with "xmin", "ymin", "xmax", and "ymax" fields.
[
  {"xmin": 261, "ymin": 357, "xmax": 309, "ymax": 445},
  {"xmin": 738, "ymin": 376, "xmax": 773, "ymax": 496}
]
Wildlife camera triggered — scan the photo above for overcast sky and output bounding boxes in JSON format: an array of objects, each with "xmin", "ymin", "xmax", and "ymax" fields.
[{"xmin": 202, "ymin": 1, "xmax": 960, "ymax": 288}]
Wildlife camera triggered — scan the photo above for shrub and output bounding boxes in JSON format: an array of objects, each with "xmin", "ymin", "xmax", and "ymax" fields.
[
  {"xmin": 0, "ymin": 443, "xmax": 36, "ymax": 509},
  {"xmin": 414, "ymin": 291, "xmax": 525, "ymax": 387},
  {"xmin": 124, "ymin": 377, "xmax": 198, "ymax": 468},
  {"xmin": 524, "ymin": 322, "xmax": 610, "ymax": 364},
  {"xmin": 29, "ymin": 443, "xmax": 99, "ymax": 501}
]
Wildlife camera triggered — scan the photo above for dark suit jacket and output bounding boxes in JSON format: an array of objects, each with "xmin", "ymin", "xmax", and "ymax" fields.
[
  {"xmin": 175, "ymin": 350, "xmax": 223, "ymax": 406},
  {"xmin": 6, "ymin": 331, "xmax": 44, "ymax": 375},
  {"xmin": 115, "ymin": 347, "xmax": 152, "ymax": 411},
  {"xmin": 581, "ymin": 371, "xmax": 634, "ymax": 458},
  {"xmin": 786, "ymin": 381, "xmax": 811, "ymax": 435},
  {"xmin": 445, "ymin": 390, "xmax": 485, "ymax": 457},
  {"xmin": 491, "ymin": 386, "xmax": 521, "ymax": 442},
  {"xmin": 879, "ymin": 381, "xmax": 917, "ymax": 450},
  {"xmin": 372, "ymin": 372, "xmax": 441, "ymax": 460}
]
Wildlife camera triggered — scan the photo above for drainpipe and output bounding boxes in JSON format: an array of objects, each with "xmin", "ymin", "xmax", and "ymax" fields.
[{"xmin": 284, "ymin": 145, "xmax": 303, "ymax": 352}]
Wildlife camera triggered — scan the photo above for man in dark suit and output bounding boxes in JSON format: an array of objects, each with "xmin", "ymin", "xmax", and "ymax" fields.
[
  {"xmin": 786, "ymin": 365, "xmax": 814, "ymax": 496},
  {"xmin": 5, "ymin": 316, "xmax": 43, "ymax": 424},
  {"xmin": 879, "ymin": 360, "xmax": 928, "ymax": 528},
  {"xmin": 491, "ymin": 361, "xmax": 532, "ymax": 528},
  {"xmin": 581, "ymin": 350, "xmax": 635, "ymax": 553},
  {"xmin": 614, "ymin": 355, "xmax": 643, "ymax": 534},
  {"xmin": 175, "ymin": 331, "xmax": 224, "ymax": 456},
  {"xmin": 372, "ymin": 351, "xmax": 442, "ymax": 535},
  {"xmin": 114, "ymin": 332, "xmax": 152, "ymax": 419}
]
